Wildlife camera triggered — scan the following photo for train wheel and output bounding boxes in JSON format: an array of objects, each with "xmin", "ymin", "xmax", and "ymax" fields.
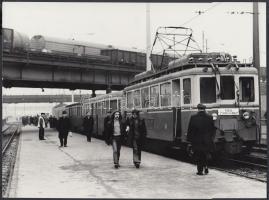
[
  {"xmin": 242, "ymin": 141, "xmax": 255, "ymax": 154},
  {"xmin": 186, "ymin": 144, "xmax": 194, "ymax": 158}
]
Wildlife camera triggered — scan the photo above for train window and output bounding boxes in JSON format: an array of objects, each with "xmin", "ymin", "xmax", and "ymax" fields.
[
  {"xmin": 183, "ymin": 78, "xmax": 191, "ymax": 104},
  {"xmin": 239, "ymin": 77, "xmax": 255, "ymax": 102},
  {"xmin": 102, "ymin": 101, "xmax": 106, "ymax": 114},
  {"xmin": 127, "ymin": 91, "xmax": 133, "ymax": 109},
  {"xmin": 106, "ymin": 100, "xmax": 110, "ymax": 110},
  {"xmin": 220, "ymin": 76, "xmax": 235, "ymax": 100},
  {"xmin": 92, "ymin": 103, "xmax": 96, "ymax": 115},
  {"xmin": 141, "ymin": 87, "xmax": 150, "ymax": 108},
  {"xmin": 150, "ymin": 85, "xmax": 160, "ymax": 107},
  {"xmin": 118, "ymin": 51, "xmax": 124, "ymax": 64},
  {"xmin": 97, "ymin": 102, "xmax": 102, "ymax": 114},
  {"xmin": 110, "ymin": 100, "xmax": 117, "ymax": 111},
  {"xmin": 118, "ymin": 99, "xmax": 121, "ymax": 111},
  {"xmin": 200, "ymin": 77, "xmax": 216, "ymax": 103},
  {"xmin": 134, "ymin": 90, "xmax": 141, "ymax": 108},
  {"xmin": 172, "ymin": 79, "xmax": 181, "ymax": 107},
  {"xmin": 79, "ymin": 107, "xmax": 82, "ymax": 116},
  {"xmin": 160, "ymin": 82, "xmax": 171, "ymax": 107}
]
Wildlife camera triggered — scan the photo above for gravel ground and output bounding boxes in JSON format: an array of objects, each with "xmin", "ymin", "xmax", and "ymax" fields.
[{"xmin": 2, "ymin": 134, "xmax": 20, "ymax": 197}]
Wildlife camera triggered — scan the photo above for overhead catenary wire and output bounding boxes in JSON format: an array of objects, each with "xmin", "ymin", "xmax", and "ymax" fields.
[{"xmin": 180, "ymin": 2, "xmax": 222, "ymax": 27}]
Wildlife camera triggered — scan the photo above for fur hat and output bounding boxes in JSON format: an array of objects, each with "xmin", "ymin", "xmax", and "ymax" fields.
[{"xmin": 197, "ymin": 103, "xmax": 206, "ymax": 110}]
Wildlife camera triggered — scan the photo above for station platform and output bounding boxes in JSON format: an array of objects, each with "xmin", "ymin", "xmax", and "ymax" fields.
[{"xmin": 8, "ymin": 125, "xmax": 266, "ymax": 198}]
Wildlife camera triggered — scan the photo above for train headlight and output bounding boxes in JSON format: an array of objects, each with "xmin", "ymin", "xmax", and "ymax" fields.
[
  {"xmin": 242, "ymin": 111, "xmax": 250, "ymax": 120},
  {"xmin": 188, "ymin": 57, "xmax": 194, "ymax": 63},
  {"xmin": 212, "ymin": 113, "xmax": 218, "ymax": 121}
]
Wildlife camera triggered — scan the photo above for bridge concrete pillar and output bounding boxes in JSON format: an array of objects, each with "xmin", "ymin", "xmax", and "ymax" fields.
[
  {"xmin": 71, "ymin": 91, "xmax": 75, "ymax": 103},
  {"xmin": 106, "ymin": 86, "xmax": 112, "ymax": 94},
  {"xmin": 91, "ymin": 90, "xmax": 96, "ymax": 98}
]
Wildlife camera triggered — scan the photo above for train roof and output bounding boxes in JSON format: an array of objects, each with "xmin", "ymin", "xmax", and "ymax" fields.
[
  {"xmin": 130, "ymin": 52, "xmax": 256, "ymax": 85},
  {"xmin": 65, "ymin": 102, "xmax": 82, "ymax": 107},
  {"xmin": 53, "ymin": 103, "xmax": 67, "ymax": 108},
  {"xmin": 127, "ymin": 65, "xmax": 258, "ymax": 90},
  {"xmin": 83, "ymin": 91, "xmax": 123, "ymax": 103}
]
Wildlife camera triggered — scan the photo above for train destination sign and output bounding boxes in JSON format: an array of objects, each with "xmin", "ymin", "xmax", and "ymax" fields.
[{"xmin": 218, "ymin": 108, "xmax": 240, "ymax": 115}]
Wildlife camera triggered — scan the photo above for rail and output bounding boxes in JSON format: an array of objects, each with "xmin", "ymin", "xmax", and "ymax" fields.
[{"xmin": 2, "ymin": 124, "xmax": 20, "ymax": 155}]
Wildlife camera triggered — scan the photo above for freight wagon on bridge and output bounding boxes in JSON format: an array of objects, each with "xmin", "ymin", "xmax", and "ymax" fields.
[{"xmin": 3, "ymin": 28, "xmax": 30, "ymax": 53}]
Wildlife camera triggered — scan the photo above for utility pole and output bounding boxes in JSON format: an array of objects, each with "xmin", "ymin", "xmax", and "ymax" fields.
[
  {"xmin": 253, "ymin": 2, "xmax": 260, "ymax": 68},
  {"xmin": 253, "ymin": 2, "xmax": 262, "ymax": 144},
  {"xmin": 205, "ymin": 39, "xmax": 208, "ymax": 53},
  {"xmin": 202, "ymin": 31, "xmax": 205, "ymax": 53},
  {"xmin": 146, "ymin": 3, "xmax": 151, "ymax": 71}
]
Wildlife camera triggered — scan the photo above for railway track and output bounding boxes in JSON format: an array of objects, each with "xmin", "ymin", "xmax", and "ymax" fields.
[
  {"xmin": 163, "ymin": 146, "xmax": 267, "ymax": 183},
  {"xmin": 212, "ymin": 157, "xmax": 267, "ymax": 183},
  {"xmin": 2, "ymin": 123, "xmax": 21, "ymax": 197},
  {"xmin": 2, "ymin": 124, "xmax": 21, "ymax": 154}
]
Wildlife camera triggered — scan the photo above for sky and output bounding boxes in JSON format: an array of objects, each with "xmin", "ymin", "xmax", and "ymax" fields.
[{"xmin": 2, "ymin": 2, "xmax": 267, "ymax": 97}]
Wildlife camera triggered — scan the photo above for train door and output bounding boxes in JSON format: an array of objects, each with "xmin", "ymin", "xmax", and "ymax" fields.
[{"xmin": 172, "ymin": 79, "xmax": 182, "ymax": 139}]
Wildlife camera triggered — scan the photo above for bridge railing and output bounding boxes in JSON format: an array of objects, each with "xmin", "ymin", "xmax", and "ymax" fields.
[{"xmin": 4, "ymin": 50, "xmax": 146, "ymax": 71}]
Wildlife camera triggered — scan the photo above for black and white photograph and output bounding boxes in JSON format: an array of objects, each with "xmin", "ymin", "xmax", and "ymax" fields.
[{"xmin": 2, "ymin": 1, "xmax": 267, "ymax": 199}]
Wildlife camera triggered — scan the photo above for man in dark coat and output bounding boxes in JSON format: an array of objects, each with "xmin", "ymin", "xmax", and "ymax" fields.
[
  {"xmin": 38, "ymin": 113, "xmax": 46, "ymax": 140},
  {"xmin": 126, "ymin": 109, "xmax": 147, "ymax": 169},
  {"xmin": 103, "ymin": 110, "xmax": 112, "ymax": 141},
  {"xmin": 83, "ymin": 111, "xmax": 94, "ymax": 142},
  {"xmin": 48, "ymin": 115, "xmax": 53, "ymax": 128},
  {"xmin": 104, "ymin": 111, "xmax": 126, "ymax": 169},
  {"xmin": 187, "ymin": 103, "xmax": 216, "ymax": 175},
  {"xmin": 56, "ymin": 111, "xmax": 71, "ymax": 147}
]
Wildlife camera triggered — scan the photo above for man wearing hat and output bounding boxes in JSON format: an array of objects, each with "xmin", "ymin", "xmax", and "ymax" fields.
[
  {"xmin": 56, "ymin": 110, "xmax": 71, "ymax": 147},
  {"xmin": 37, "ymin": 113, "xmax": 46, "ymax": 140},
  {"xmin": 126, "ymin": 109, "xmax": 147, "ymax": 169},
  {"xmin": 187, "ymin": 103, "xmax": 216, "ymax": 175},
  {"xmin": 83, "ymin": 111, "xmax": 94, "ymax": 142}
]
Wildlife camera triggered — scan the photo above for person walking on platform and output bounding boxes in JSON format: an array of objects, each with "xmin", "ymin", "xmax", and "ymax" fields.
[
  {"xmin": 48, "ymin": 115, "xmax": 53, "ymax": 128},
  {"xmin": 103, "ymin": 110, "xmax": 112, "ymax": 140},
  {"xmin": 56, "ymin": 111, "xmax": 71, "ymax": 147},
  {"xmin": 38, "ymin": 113, "xmax": 46, "ymax": 140},
  {"xmin": 187, "ymin": 103, "xmax": 216, "ymax": 175},
  {"xmin": 104, "ymin": 111, "xmax": 126, "ymax": 169},
  {"xmin": 126, "ymin": 109, "xmax": 147, "ymax": 169},
  {"xmin": 83, "ymin": 111, "xmax": 94, "ymax": 142}
]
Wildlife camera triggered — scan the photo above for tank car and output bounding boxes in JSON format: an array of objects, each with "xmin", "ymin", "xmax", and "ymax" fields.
[
  {"xmin": 3, "ymin": 28, "xmax": 30, "ymax": 53},
  {"xmin": 30, "ymin": 35, "xmax": 111, "ymax": 61}
]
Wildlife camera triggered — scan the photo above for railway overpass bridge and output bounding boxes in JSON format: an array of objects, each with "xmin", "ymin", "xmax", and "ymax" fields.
[{"xmin": 2, "ymin": 52, "xmax": 145, "ymax": 91}]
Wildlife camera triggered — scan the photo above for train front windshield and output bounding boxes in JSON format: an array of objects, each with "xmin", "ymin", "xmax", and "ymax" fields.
[{"xmin": 199, "ymin": 75, "xmax": 256, "ymax": 104}]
